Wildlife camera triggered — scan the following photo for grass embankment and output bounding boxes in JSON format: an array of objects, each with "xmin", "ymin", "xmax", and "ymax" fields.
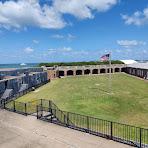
[
  {"xmin": 17, "ymin": 73, "xmax": 148, "ymax": 128},
  {"xmin": 39, "ymin": 60, "xmax": 124, "ymax": 67}
]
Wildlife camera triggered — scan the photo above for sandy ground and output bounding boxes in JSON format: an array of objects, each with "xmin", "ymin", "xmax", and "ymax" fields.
[{"xmin": 0, "ymin": 109, "xmax": 132, "ymax": 148}]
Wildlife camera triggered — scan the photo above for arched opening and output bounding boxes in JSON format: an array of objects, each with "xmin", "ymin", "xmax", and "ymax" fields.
[
  {"xmin": 92, "ymin": 69, "xmax": 98, "ymax": 74},
  {"xmin": 84, "ymin": 69, "xmax": 91, "ymax": 75},
  {"xmin": 115, "ymin": 68, "xmax": 120, "ymax": 72},
  {"xmin": 59, "ymin": 71, "xmax": 64, "ymax": 77},
  {"xmin": 76, "ymin": 70, "xmax": 82, "ymax": 75},
  {"xmin": 100, "ymin": 69, "xmax": 106, "ymax": 73},
  {"xmin": 121, "ymin": 68, "xmax": 126, "ymax": 72},
  {"xmin": 67, "ymin": 70, "xmax": 74, "ymax": 76}
]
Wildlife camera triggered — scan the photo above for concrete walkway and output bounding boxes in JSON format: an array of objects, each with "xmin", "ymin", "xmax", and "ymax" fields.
[{"xmin": 0, "ymin": 109, "xmax": 132, "ymax": 148}]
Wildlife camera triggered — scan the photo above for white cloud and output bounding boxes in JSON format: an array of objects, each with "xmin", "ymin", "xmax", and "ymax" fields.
[
  {"xmin": 0, "ymin": 0, "xmax": 118, "ymax": 30},
  {"xmin": 61, "ymin": 47, "xmax": 73, "ymax": 52},
  {"xmin": 0, "ymin": 0, "xmax": 65, "ymax": 30},
  {"xmin": 51, "ymin": 34, "xmax": 64, "ymax": 39},
  {"xmin": 48, "ymin": 48, "xmax": 56, "ymax": 51},
  {"xmin": 143, "ymin": 49, "xmax": 148, "ymax": 54},
  {"xmin": 53, "ymin": 0, "xmax": 118, "ymax": 19},
  {"xmin": 67, "ymin": 33, "xmax": 75, "ymax": 40},
  {"xmin": 47, "ymin": 48, "xmax": 57, "ymax": 54},
  {"xmin": 33, "ymin": 39, "xmax": 39, "ymax": 44},
  {"xmin": 122, "ymin": 7, "xmax": 148, "ymax": 26},
  {"xmin": 44, "ymin": 46, "xmax": 93, "ymax": 61},
  {"xmin": 117, "ymin": 40, "xmax": 146, "ymax": 48},
  {"xmin": 47, "ymin": 47, "xmax": 73, "ymax": 53},
  {"xmin": 51, "ymin": 33, "xmax": 75, "ymax": 40},
  {"xmin": 24, "ymin": 47, "xmax": 34, "ymax": 53}
]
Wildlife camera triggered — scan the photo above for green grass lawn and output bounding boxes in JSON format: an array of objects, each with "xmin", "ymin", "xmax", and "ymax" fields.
[{"xmin": 17, "ymin": 73, "xmax": 148, "ymax": 128}]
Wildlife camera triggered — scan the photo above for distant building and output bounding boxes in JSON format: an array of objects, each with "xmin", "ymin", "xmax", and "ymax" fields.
[
  {"xmin": 120, "ymin": 60, "xmax": 137, "ymax": 65},
  {"xmin": 126, "ymin": 62, "xmax": 148, "ymax": 79}
]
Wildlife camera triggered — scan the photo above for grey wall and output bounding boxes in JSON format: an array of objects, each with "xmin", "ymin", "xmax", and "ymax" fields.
[
  {"xmin": 0, "ymin": 71, "xmax": 48, "ymax": 98},
  {"xmin": 0, "ymin": 67, "xmax": 43, "ymax": 77},
  {"xmin": 126, "ymin": 67, "xmax": 148, "ymax": 78}
]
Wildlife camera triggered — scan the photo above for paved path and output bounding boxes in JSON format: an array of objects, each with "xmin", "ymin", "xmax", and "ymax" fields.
[{"xmin": 0, "ymin": 109, "xmax": 132, "ymax": 148}]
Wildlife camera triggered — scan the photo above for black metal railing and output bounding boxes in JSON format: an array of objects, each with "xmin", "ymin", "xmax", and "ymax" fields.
[
  {"xmin": 36, "ymin": 100, "xmax": 148, "ymax": 148},
  {"xmin": 1, "ymin": 98, "xmax": 148, "ymax": 148}
]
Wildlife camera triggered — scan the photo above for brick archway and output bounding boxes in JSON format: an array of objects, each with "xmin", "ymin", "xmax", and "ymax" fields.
[
  {"xmin": 67, "ymin": 70, "xmax": 74, "ymax": 76},
  {"xmin": 115, "ymin": 68, "xmax": 120, "ymax": 72},
  {"xmin": 84, "ymin": 69, "xmax": 91, "ymax": 75},
  {"xmin": 59, "ymin": 71, "xmax": 64, "ymax": 77},
  {"xmin": 92, "ymin": 69, "xmax": 98, "ymax": 74},
  {"xmin": 100, "ymin": 69, "xmax": 106, "ymax": 73},
  {"xmin": 76, "ymin": 70, "xmax": 82, "ymax": 75}
]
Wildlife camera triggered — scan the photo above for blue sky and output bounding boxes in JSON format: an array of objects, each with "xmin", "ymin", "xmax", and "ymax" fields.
[{"xmin": 0, "ymin": 0, "xmax": 148, "ymax": 63}]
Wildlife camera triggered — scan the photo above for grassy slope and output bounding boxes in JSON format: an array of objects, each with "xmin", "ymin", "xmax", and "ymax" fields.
[{"xmin": 17, "ymin": 73, "xmax": 148, "ymax": 128}]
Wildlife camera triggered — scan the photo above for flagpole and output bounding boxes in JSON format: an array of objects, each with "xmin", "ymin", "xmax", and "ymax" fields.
[{"xmin": 109, "ymin": 52, "xmax": 112, "ymax": 93}]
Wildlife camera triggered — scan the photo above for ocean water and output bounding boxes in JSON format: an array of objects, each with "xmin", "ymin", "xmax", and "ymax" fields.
[{"xmin": 0, "ymin": 63, "xmax": 39, "ymax": 69}]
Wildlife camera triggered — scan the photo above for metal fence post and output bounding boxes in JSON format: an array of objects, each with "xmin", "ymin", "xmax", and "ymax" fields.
[
  {"xmin": 41, "ymin": 105, "xmax": 43, "ymax": 117},
  {"xmin": 87, "ymin": 116, "xmax": 89, "ymax": 133},
  {"xmin": 13, "ymin": 101, "xmax": 16, "ymax": 112},
  {"xmin": 67, "ymin": 112, "xmax": 69, "ymax": 127},
  {"xmin": 41, "ymin": 99, "xmax": 42, "ymax": 107},
  {"xmin": 51, "ymin": 109, "xmax": 55, "ymax": 122},
  {"xmin": 49, "ymin": 100, "xmax": 51, "ymax": 109},
  {"xmin": 110, "ymin": 122, "xmax": 113, "ymax": 140},
  {"xmin": 64, "ymin": 114, "xmax": 66, "ymax": 125},
  {"xmin": 50, "ymin": 110, "xmax": 53, "ymax": 122},
  {"xmin": 25, "ymin": 103, "xmax": 27, "ymax": 116},
  {"xmin": 3, "ymin": 100, "xmax": 6, "ymax": 109},
  {"xmin": 37, "ymin": 105, "xmax": 39, "ymax": 119},
  {"xmin": 140, "ymin": 128, "xmax": 142, "ymax": 148}
]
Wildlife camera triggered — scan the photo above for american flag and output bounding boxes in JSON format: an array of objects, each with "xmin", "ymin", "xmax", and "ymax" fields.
[{"xmin": 100, "ymin": 53, "xmax": 110, "ymax": 61}]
